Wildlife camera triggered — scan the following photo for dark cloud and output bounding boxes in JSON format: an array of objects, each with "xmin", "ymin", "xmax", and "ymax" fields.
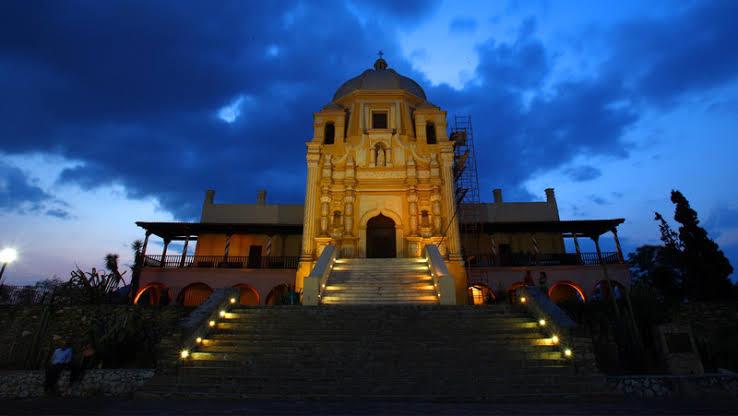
[
  {"xmin": 588, "ymin": 195, "xmax": 608, "ymax": 206},
  {"xmin": 0, "ymin": 161, "xmax": 51, "ymax": 213},
  {"xmin": 0, "ymin": 0, "xmax": 419, "ymax": 219},
  {"xmin": 1, "ymin": 0, "xmax": 737, "ymax": 224},
  {"xmin": 46, "ymin": 208, "xmax": 72, "ymax": 220},
  {"xmin": 449, "ymin": 17, "xmax": 477, "ymax": 34},
  {"xmin": 564, "ymin": 165, "xmax": 602, "ymax": 182}
]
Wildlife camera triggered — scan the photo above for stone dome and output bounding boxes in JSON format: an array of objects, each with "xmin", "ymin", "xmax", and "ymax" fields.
[{"xmin": 332, "ymin": 58, "xmax": 427, "ymax": 102}]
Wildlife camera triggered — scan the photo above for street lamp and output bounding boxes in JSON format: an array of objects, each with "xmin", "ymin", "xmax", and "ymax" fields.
[{"xmin": 0, "ymin": 248, "xmax": 18, "ymax": 284}]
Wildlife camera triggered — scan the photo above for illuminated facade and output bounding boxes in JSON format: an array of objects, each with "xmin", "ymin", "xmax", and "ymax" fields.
[{"xmin": 134, "ymin": 58, "xmax": 631, "ymax": 306}]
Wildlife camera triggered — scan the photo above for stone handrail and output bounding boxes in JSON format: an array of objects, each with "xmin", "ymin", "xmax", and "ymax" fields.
[
  {"xmin": 513, "ymin": 286, "xmax": 598, "ymax": 373},
  {"xmin": 424, "ymin": 245, "xmax": 456, "ymax": 305},
  {"xmin": 157, "ymin": 287, "xmax": 239, "ymax": 373},
  {"xmin": 302, "ymin": 245, "xmax": 337, "ymax": 306}
]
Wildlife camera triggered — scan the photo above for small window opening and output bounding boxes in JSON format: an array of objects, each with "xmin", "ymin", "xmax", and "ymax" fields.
[
  {"xmin": 372, "ymin": 112, "xmax": 388, "ymax": 129},
  {"xmin": 333, "ymin": 210, "xmax": 342, "ymax": 226},
  {"xmin": 426, "ymin": 122, "xmax": 437, "ymax": 144},
  {"xmin": 324, "ymin": 123, "xmax": 335, "ymax": 145}
]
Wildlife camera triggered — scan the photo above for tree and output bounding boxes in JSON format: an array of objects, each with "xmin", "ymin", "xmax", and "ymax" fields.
[
  {"xmin": 129, "ymin": 240, "xmax": 144, "ymax": 303},
  {"xmin": 670, "ymin": 190, "xmax": 734, "ymax": 300},
  {"xmin": 627, "ymin": 244, "xmax": 682, "ymax": 300}
]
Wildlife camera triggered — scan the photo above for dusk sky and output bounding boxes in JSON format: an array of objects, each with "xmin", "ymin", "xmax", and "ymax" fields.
[{"xmin": 1, "ymin": 0, "xmax": 737, "ymax": 284}]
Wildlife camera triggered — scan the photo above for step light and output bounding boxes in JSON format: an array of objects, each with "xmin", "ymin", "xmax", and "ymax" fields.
[
  {"xmin": 195, "ymin": 337, "xmax": 203, "ymax": 344},
  {"xmin": 208, "ymin": 320, "xmax": 216, "ymax": 327},
  {"xmin": 538, "ymin": 319, "xmax": 546, "ymax": 327},
  {"xmin": 180, "ymin": 349, "xmax": 190, "ymax": 359},
  {"xmin": 551, "ymin": 335, "xmax": 559, "ymax": 345},
  {"xmin": 519, "ymin": 296, "xmax": 527, "ymax": 304},
  {"xmin": 564, "ymin": 348, "xmax": 572, "ymax": 358},
  {"xmin": 230, "ymin": 297, "xmax": 236, "ymax": 304},
  {"xmin": 219, "ymin": 310, "xmax": 226, "ymax": 318}
]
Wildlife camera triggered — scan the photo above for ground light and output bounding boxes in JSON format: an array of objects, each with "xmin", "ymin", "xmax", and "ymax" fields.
[
  {"xmin": 229, "ymin": 297, "xmax": 236, "ymax": 304},
  {"xmin": 519, "ymin": 296, "xmax": 526, "ymax": 304},
  {"xmin": 564, "ymin": 348, "xmax": 572, "ymax": 357},
  {"xmin": 196, "ymin": 337, "xmax": 202, "ymax": 344},
  {"xmin": 551, "ymin": 335, "xmax": 559, "ymax": 344},
  {"xmin": 219, "ymin": 310, "xmax": 226, "ymax": 318},
  {"xmin": 538, "ymin": 319, "xmax": 546, "ymax": 327},
  {"xmin": 208, "ymin": 320, "xmax": 215, "ymax": 327},
  {"xmin": 180, "ymin": 349, "xmax": 190, "ymax": 359}
]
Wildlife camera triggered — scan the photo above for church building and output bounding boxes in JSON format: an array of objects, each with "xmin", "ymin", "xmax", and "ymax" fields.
[{"xmin": 134, "ymin": 57, "xmax": 630, "ymax": 307}]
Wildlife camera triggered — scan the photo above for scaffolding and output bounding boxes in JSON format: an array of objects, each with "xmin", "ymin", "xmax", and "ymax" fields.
[{"xmin": 451, "ymin": 115, "xmax": 482, "ymax": 264}]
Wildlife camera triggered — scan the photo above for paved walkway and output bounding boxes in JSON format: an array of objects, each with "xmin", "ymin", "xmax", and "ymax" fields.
[{"xmin": 1, "ymin": 398, "xmax": 737, "ymax": 415}]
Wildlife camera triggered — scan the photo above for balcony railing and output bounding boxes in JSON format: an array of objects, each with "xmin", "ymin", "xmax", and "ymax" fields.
[
  {"xmin": 466, "ymin": 252, "xmax": 622, "ymax": 267},
  {"xmin": 142, "ymin": 255, "xmax": 300, "ymax": 269}
]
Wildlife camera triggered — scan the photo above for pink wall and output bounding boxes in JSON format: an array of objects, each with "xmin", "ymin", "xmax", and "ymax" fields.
[
  {"xmin": 138, "ymin": 268, "xmax": 295, "ymax": 305},
  {"xmin": 467, "ymin": 264, "xmax": 631, "ymax": 300}
]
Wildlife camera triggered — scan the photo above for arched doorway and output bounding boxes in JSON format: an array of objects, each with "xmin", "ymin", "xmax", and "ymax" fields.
[
  {"xmin": 366, "ymin": 214, "xmax": 396, "ymax": 258},
  {"xmin": 233, "ymin": 284, "xmax": 260, "ymax": 305},
  {"xmin": 134, "ymin": 283, "xmax": 168, "ymax": 305},
  {"xmin": 177, "ymin": 282, "xmax": 213, "ymax": 307},
  {"xmin": 548, "ymin": 281, "xmax": 586, "ymax": 304}
]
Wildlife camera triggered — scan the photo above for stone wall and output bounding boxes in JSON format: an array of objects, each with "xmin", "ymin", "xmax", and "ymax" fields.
[
  {"xmin": 608, "ymin": 374, "xmax": 738, "ymax": 399},
  {"xmin": 671, "ymin": 302, "xmax": 738, "ymax": 372},
  {"xmin": 0, "ymin": 305, "xmax": 189, "ymax": 369},
  {"xmin": 0, "ymin": 369, "xmax": 154, "ymax": 398}
]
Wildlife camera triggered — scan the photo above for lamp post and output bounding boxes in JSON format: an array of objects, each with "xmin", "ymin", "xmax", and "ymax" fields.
[{"xmin": 0, "ymin": 247, "xmax": 18, "ymax": 288}]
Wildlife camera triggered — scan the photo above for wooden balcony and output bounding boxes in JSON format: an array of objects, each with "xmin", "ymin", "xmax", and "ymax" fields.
[
  {"xmin": 466, "ymin": 252, "xmax": 622, "ymax": 267},
  {"xmin": 142, "ymin": 255, "xmax": 299, "ymax": 269}
]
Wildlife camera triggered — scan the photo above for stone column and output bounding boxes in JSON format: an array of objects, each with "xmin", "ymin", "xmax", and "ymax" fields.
[
  {"xmin": 320, "ymin": 187, "xmax": 331, "ymax": 236},
  {"xmin": 141, "ymin": 231, "xmax": 151, "ymax": 257},
  {"xmin": 344, "ymin": 189, "xmax": 354, "ymax": 236},
  {"xmin": 179, "ymin": 235, "xmax": 190, "ymax": 267},
  {"xmin": 431, "ymin": 187, "xmax": 442, "ymax": 234},
  {"xmin": 161, "ymin": 238, "xmax": 170, "ymax": 266},
  {"xmin": 300, "ymin": 144, "xmax": 321, "ymax": 260},
  {"xmin": 612, "ymin": 228, "xmax": 624, "ymax": 262},
  {"xmin": 408, "ymin": 190, "xmax": 418, "ymax": 236},
  {"xmin": 439, "ymin": 148, "xmax": 462, "ymax": 259}
]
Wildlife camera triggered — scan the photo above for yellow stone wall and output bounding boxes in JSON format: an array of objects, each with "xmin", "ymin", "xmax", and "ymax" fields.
[
  {"xmin": 297, "ymin": 89, "xmax": 466, "ymax": 300},
  {"xmin": 195, "ymin": 234, "xmax": 302, "ymax": 257}
]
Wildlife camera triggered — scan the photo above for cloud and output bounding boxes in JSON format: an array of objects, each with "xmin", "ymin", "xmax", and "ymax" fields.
[
  {"xmin": 0, "ymin": 161, "xmax": 51, "ymax": 213},
  {"xmin": 564, "ymin": 165, "xmax": 602, "ymax": 182},
  {"xmin": 449, "ymin": 17, "xmax": 477, "ymax": 34},
  {"xmin": 46, "ymin": 208, "xmax": 72, "ymax": 219},
  {"xmin": 0, "ymin": 0, "xmax": 737, "ymax": 224}
]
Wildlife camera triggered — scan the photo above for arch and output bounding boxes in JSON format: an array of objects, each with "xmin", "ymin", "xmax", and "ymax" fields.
[
  {"xmin": 359, "ymin": 208, "xmax": 404, "ymax": 258},
  {"xmin": 233, "ymin": 283, "xmax": 260, "ymax": 305},
  {"xmin": 366, "ymin": 214, "xmax": 396, "ymax": 258},
  {"xmin": 468, "ymin": 283, "xmax": 496, "ymax": 305},
  {"xmin": 426, "ymin": 122, "xmax": 437, "ymax": 144},
  {"xmin": 177, "ymin": 282, "xmax": 213, "ymax": 307},
  {"xmin": 265, "ymin": 284, "xmax": 291, "ymax": 305},
  {"xmin": 548, "ymin": 280, "xmax": 586, "ymax": 304},
  {"xmin": 324, "ymin": 122, "xmax": 335, "ymax": 145},
  {"xmin": 134, "ymin": 283, "xmax": 168, "ymax": 305},
  {"xmin": 591, "ymin": 280, "xmax": 626, "ymax": 301},
  {"xmin": 359, "ymin": 208, "xmax": 402, "ymax": 228}
]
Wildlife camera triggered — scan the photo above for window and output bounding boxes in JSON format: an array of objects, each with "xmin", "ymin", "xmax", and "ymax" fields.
[
  {"xmin": 372, "ymin": 112, "xmax": 388, "ymax": 129},
  {"xmin": 324, "ymin": 122, "xmax": 335, "ymax": 145},
  {"xmin": 426, "ymin": 122, "xmax": 437, "ymax": 144}
]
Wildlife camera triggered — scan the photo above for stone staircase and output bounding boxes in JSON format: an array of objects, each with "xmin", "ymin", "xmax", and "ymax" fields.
[
  {"xmin": 320, "ymin": 258, "xmax": 439, "ymax": 305},
  {"xmin": 140, "ymin": 305, "xmax": 616, "ymax": 400}
]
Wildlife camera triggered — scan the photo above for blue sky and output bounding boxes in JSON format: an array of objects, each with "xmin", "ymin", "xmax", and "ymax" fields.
[{"xmin": 1, "ymin": 0, "xmax": 737, "ymax": 283}]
